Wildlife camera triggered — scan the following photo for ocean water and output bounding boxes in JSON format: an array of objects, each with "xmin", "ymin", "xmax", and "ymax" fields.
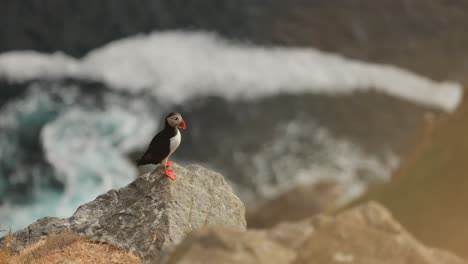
[{"xmin": 0, "ymin": 31, "xmax": 463, "ymax": 231}]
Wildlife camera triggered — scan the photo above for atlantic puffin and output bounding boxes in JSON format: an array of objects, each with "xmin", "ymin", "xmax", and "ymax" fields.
[{"xmin": 136, "ymin": 112, "xmax": 187, "ymax": 180}]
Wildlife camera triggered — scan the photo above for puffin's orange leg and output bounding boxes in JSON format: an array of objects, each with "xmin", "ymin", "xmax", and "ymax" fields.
[
  {"xmin": 163, "ymin": 160, "xmax": 176, "ymax": 180},
  {"xmin": 164, "ymin": 169, "xmax": 176, "ymax": 180},
  {"xmin": 164, "ymin": 170, "xmax": 176, "ymax": 180}
]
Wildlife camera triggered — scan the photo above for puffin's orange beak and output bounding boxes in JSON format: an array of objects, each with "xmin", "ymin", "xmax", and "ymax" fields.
[{"xmin": 179, "ymin": 120, "xmax": 187, "ymax": 130}]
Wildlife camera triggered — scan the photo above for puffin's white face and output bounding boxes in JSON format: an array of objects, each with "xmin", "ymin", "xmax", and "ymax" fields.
[{"xmin": 166, "ymin": 113, "xmax": 187, "ymax": 129}]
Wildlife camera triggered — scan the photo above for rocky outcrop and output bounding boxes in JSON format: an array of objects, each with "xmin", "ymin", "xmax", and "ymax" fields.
[
  {"xmin": 293, "ymin": 202, "xmax": 466, "ymax": 264},
  {"xmin": 247, "ymin": 181, "xmax": 340, "ymax": 228},
  {"xmin": 163, "ymin": 202, "xmax": 467, "ymax": 264},
  {"xmin": 2, "ymin": 164, "xmax": 246, "ymax": 263},
  {"xmin": 161, "ymin": 226, "xmax": 296, "ymax": 264}
]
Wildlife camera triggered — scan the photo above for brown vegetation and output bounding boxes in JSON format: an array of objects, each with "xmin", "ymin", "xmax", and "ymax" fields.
[
  {"xmin": 0, "ymin": 232, "xmax": 142, "ymax": 264},
  {"xmin": 0, "ymin": 226, "xmax": 12, "ymax": 264}
]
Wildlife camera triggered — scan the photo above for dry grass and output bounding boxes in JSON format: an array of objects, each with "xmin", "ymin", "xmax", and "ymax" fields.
[
  {"xmin": 0, "ymin": 232, "xmax": 142, "ymax": 264},
  {"xmin": 0, "ymin": 226, "xmax": 13, "ymax": 264}
]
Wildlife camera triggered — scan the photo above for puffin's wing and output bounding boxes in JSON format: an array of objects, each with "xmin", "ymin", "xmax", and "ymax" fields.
[{"xmin": 136, "ymin": 131, "xmax": 170, "ymax": 165}]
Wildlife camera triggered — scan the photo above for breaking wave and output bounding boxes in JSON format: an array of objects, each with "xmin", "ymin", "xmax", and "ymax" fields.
[
  {"xmin": 0, "ymin": 31, "xmax": 462, "ymax": 111},
  {"xmin": 0, "ymin": 83, "xmax": 159, "ymax": 230}
]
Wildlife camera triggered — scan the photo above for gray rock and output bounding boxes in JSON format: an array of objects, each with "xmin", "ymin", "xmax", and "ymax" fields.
[{"xmin": 1, "ymin": 164, "xmax": 246, "ymax": 263}]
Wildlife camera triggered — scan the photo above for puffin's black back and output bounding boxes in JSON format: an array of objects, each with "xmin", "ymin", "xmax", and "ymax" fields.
[{"xmin": 136, "ymin": 118, "xmax": 178, "ymax": 166}]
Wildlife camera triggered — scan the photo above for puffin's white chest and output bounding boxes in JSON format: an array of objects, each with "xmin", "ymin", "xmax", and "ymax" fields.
[{"xmin": 169, "ymin": 129, "xmax": 181, "ymax": 155}]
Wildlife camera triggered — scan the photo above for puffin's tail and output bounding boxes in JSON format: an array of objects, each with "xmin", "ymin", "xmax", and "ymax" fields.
[{"xmin": 135, "ymin": 158, "xmax": 147, "ymax": 166}]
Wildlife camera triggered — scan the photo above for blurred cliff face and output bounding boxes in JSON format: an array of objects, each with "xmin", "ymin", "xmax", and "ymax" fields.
[{"xmin": 2, "ymin": 0, "xmax": 468, "ymax": 82}]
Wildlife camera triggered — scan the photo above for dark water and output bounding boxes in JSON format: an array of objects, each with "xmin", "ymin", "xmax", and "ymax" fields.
[
  {"xmin": 0, "ymin": 0, "xmax": 463, "ymax": 231},
  {"xmin": 0, "ymin": 74, "xmax": 437, "ymax": 231}
]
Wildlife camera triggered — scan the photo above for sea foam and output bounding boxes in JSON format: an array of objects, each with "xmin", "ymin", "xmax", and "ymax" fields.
[{"xmin": 0, "ymin": 31, "xmax": 463, "ymax": 112}]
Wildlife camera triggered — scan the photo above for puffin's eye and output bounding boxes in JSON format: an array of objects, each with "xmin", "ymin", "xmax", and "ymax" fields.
[{"xmin": 175, "ymin": 117, "xmax": 179, "ymax": 120}]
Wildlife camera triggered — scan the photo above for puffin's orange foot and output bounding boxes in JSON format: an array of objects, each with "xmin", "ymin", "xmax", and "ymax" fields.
[
  {"xmin": 166, "ymin": 160, "xmax": 173, "ymax": 167},
  {"xmin": 164, "ymin": 169, "xmax": 176, "ymax": 180}
]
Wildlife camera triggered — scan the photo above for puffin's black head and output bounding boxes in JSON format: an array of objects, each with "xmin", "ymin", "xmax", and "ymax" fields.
[{"xmin": 165, "ymin": 112, "xmax": 187, "ymax": 130}]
